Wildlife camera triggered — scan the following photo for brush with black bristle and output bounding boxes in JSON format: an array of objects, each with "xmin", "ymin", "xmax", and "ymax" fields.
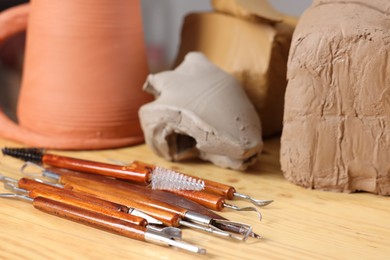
[
  {"xmin": 2, "ymin": 147, "xmax": 45, "ymax": 162},
  {"xmin": 1, "ymin": 147, "xmax": 205, "ymax": 190}
]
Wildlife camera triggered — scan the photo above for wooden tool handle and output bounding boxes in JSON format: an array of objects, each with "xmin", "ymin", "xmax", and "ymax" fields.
[
  {"xmin": 134, "ymin": 160, "xmax": 236, "ymax": 199},
  {"xmin": 18, "ymin": 178, "xmax": 128, "ymax": 212},
  {"xmin": 33, "ymin": 197, "xmax": 146, "ymax": 241},
  {"xmin": 42, "ymin": 154, "xmax": 151, "ymax": 184},
  {"xmin": 18, "ymin": 178, "xmax": 147, "ymax": 227},
  {"xmin": 47, "ymin": 167, "xmax": 228, "ymax": 220},
  {"xmin": 131, "ymin": 160, "xmax": 237, "ymax": 199},
  {"xmin": 61, "ymin": 175, "xmax": 182, "ymax": 227},
  {"xmin": 200, "ymin": 178, "xmax": 236, "ymax": 200},
  {"xmin": 169, "ymin": 190, "xmax": 225, "ymax": 211}
]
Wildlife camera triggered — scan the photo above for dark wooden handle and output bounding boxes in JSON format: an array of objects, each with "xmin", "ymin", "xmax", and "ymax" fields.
[
  {"xmin": 42, "ymin": 154, "xmax": 151, "ymax": 184},
  {"xmin": 61, "ymin": 175, "xmax": 182, "ymax": 227},
  {"xmin": 33, "ymin": 197, "xmax": 146, "ymax": 241},
  {"xmin": 18, "ymin": 178, "xmax": 147, "ymax": 227},
  {"xmin": 169, "ymin": 190, "xmax": 225, "ymax": 211}
]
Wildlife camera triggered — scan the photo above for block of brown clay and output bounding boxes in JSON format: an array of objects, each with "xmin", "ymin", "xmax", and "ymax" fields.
[
  {"xmin": 174, "ymin": 12, "xmax": 294, "ymax": 137},
  {"xmin": 139, "ymin": 52, "xmax": 263, "ymax": 170},
  {"xmin": 281, "ymin": 0, "xmax": 390, "ymax": 195}
]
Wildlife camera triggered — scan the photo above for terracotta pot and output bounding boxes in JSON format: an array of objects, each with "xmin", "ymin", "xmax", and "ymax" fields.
[{"xmin": 0, "ymin": 1, "xmax": 151, "ymax": 149}]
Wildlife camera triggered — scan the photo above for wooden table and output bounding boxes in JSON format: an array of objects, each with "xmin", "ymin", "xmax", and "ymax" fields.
[{"xmin": 0, "ymin": 137, "xmax": 389, "ymax": 259}]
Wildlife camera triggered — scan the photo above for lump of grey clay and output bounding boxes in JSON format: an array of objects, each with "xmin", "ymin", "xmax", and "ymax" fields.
[
  {"xmin": 139, "ymin": 52, "xmax": 263, "ymax": 170},
  {"xmin": 281, "ymin": 0, "xmax": 390, "ymax": 195}
]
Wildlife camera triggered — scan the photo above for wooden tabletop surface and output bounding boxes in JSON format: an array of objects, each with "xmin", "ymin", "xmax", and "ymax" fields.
[{"xmin": 0, "ymin": 136, "xmax": 389, "ymax": 259}]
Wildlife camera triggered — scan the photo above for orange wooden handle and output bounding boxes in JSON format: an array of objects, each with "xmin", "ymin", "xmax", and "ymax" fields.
[
  {"xmin": 134, "ymin": 161, "xmax": 237, "ymax": 200},
  {"xmin": 169, "ymin": 190, "xmax": 225, "ymax": 211},
  {"xmin": 18, "ymin": 178, "xmax": 147, "ymax": 227},
  {"xmin": 33, "ymin": 197, "xmax": 146, "ymax": 241},
  {"xmin": 123, "ymin": 160, "xmax": 238, "ymax": 199},
  {"xmin": 61, "ymin": 175, "xmax": 182, "ymax": 227},
  {"xmin": 196, "ymin": 177, "xmax": 236, "ymax": 200},
  {"xmin": 47, "ymin": 167, "xmax": 228, "ymax": 220},
  {"xmin": 42, "ymin": 154, "xmax": 151, "ymax": 184}
]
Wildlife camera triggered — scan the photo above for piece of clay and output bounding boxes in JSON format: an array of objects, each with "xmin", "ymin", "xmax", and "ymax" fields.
[
  {"xmin": 0, "ymin": 1, "xmax": 151, "ymax": 149},
  {"xmin": 174, "ymin": 10, "xmax": 295, "ymax": 137},
  {"xmin": 139, "ymin": 52, "xmax": 263, "ymax": 170},
  {"xmin": 281, "ymin": 0, "xmax": 390, "ymax": 195}
]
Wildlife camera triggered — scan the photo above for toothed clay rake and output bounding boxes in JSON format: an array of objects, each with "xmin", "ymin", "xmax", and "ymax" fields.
[
  {"xmin": 2, "ymin": 147, "xmax": 272, "ymax": 206},
  {"xmin": 1, "ymin": 148, "xmax": 204, "ymax": 191}
]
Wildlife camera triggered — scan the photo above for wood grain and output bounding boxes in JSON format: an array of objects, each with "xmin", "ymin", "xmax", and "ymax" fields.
[{"xmin": 1, "ymin": 137, "xmax": 389, "ymax": 259}]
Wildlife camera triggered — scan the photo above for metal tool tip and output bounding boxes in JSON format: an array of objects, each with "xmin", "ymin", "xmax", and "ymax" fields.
[
  {"xmin": 198, "ymin": 248, "xmax": 207, "ymax": 254},
  {"xmin": 259, "ymin": 200, "xmax": 273, "ymax": 207},
  {"xmin": 250, "ymin": 232, "xmax": 262, "ymax": 239}
]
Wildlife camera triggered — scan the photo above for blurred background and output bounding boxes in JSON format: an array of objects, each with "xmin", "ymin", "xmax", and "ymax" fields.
[
  {"xmin": 141, "ymin": 0, "xmax": 312, "ymax": 70},
  {"xmin": 0, "ymin": 0, "xmax": 312, "ymax": 120}
]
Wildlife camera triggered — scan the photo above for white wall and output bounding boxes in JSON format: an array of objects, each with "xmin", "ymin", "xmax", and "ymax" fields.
[
  {"xmin": 141, "ymin": 0, "xmax": 312, "ymax": 69},
  {"xmin": 141, "ymin": 0, "xmax": 211, "ymax": 70}
]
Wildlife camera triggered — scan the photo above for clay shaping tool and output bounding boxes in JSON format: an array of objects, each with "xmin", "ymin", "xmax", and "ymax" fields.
[
  {"xmin": 160, "ymin": 189, "xmax": 263, "ymax": 220},
  {"xmin": 19, "ymin": 162, "xmax": 229, "ymax": 221},
  {"xmin": 151, "ymin": 167, "xmax": 273, "ymax": 207},
  {"xmin": 16, "ymin": 167, "xmax": 260, "ymax": 241},
  {"xmin": 42, "ymin": 165, "xmax": 226, "ymax": 221},
  {"xmin": 1, "ymin": 148, "xmax": 204, "ymax": 189},
  {"xmin": 2, "ymin": 148, "xmax": 273, "ymax": 207},
  {"xmin": 1, "ymin": 176, "xmax": 171, "ymax": 229},
  {"xmin": 57, "ymin": 173, "xmax": 258, "ymax": 240},
  {"xmin": 0, "ymin": 193, "xmax": 206, "ymax": 254},
  {"xmin": 26, "ymin": 164, "xmax": 262, "ymax": 220},
  {"xmin": 108, "ymin": 157, "xmax": 273, "ymax": 207}
]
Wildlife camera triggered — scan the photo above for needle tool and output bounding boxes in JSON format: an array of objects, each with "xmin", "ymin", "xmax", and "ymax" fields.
[{"xmin": 0, "ymin": 192, "xmax": 206, "ymax": 254}]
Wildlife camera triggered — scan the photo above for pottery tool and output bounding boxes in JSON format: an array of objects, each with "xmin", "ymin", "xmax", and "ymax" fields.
[
  {"xmin": 152, "ymin": 167, "xmax": 273, "ymax": 207},
  {"xmin": 1, "ymin": 148, "xmax": 204, "ymax": 190},
  {"xmin": 1, "ymin": 175, "xmax": 165, "ymax": 227},
  {"xmin": 2, "ymin": 147, "xmax": 272, "ymax": 206},
  {"xmin": 56, "ymin": 173, "xmax": 259, "ymax": 240},
  {"xmin": 37, "ymin": 165, "xmax": 262, "ymax": 220},
  {"xmin": 21, "ymin": 163, "xmax": 228, "ymax": 221},
  {"xmin": 0, "ymin": 193, "xmax": 206, "ymax": 254},
  {"xmin": 14, "ymin": 166, "xmax": 260, "ymax": 241},
  {"xmin": 160, "ymin": 189, "xmax": 262, "ymax": 220}
]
